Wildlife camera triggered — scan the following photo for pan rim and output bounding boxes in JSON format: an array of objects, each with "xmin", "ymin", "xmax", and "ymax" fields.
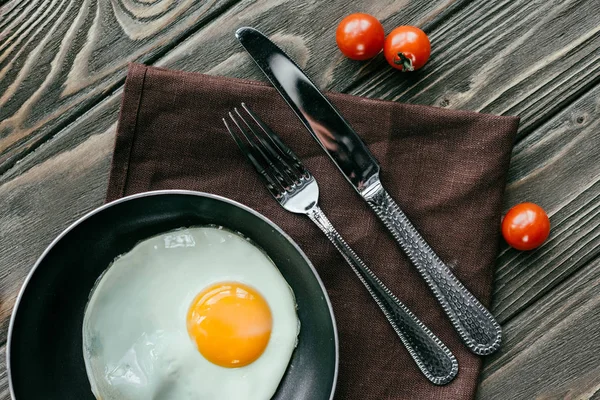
[{"xmin": 6, "ymin": 189, "xmax": 339, "ymax": 400}]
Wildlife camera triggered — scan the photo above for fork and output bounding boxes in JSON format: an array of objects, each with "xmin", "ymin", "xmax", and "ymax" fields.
[{"xmin": 223, "ymin": 103, "xmax": 459, "ymax": 385}]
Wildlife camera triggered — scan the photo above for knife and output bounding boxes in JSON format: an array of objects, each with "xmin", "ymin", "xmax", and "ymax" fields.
[{"xmin": 236, "ymin": 27, "xmax": 502, "ymax": 355}]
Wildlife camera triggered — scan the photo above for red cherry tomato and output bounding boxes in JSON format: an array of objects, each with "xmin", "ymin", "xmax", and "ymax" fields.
[
  {"xmin": 501, "ymin": 203, "xmax": 550, "ymax": 250},
  {"xmin": 336, "ymin": 13, "xmax": 385, "ymax": 60},
  {"xmin": 383, "ymin": 26, "xmax": 431, "ymax": 71}
]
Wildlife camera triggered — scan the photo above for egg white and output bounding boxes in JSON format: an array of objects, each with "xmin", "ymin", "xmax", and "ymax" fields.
[{"xmin": 82, "ymin": 226, "xmax": 300, "ymax": 400}]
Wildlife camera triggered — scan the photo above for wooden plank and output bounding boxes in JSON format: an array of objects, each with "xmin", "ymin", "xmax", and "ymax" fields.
[
  {"xmin": 492, "ymin": 83, "xmax": 600, "ymax": 322},
  {"xmin": 348, "ymin": 0, "xmax": 600, "ymax": 139},
  {"xmin": 495, "ymin": 181, "xmax": 600, "ymax": 322},
  {"xmin": 0, "ymin": 78, "xmax": 597, "ymax": 346},
  {"xmin": 479, "ymin": 257, "xmax": 600, "ymax": 399},
  {"xmin": 0, "ymin": 0, "xmax": 459, "ymax": 174},
  {"xmin": 0, "ymin": 90, "xmax": 122, "ymax": 185},
  {"xmin": 0, "ymin": 0, "xmax": 239, "ymax": 173},
  {"xmin": 0, "ymin": 0, "xmax": 472, "ymax": 183},
  {"xmin": 0, "ymin": 0, "xmax": 474, "ymax": 340},
  {"xmin": 0, "ymin": 0, "xmax": 23, "ymax": 25},
  {"xmin": 0, "ymin": 0, "xmax": 598, "ymax": 397},
  {"xmin": 0, "ymin": 101, "xmax": 116, "ymax": 344},
  {"xmin": 3, "ymin": 0, "xmax": 598, "ymax": 171},
  {"xmin": 0, "ymin": 87, "xmax": 597, "ymax": 398},
  {"xmin": 0, "ymin": 345, "xmax": 7, "ymax": 399},
  {"xmin": 2, "ymin": 0, "xmax": 598, "ymax": 180},
  {"xmin": 152, "ymin": 0, "xmax": 465, "ymax": 87},
  {"xmin": 0, "ymin": 0, "xmax": 598, "ymax": 328}
]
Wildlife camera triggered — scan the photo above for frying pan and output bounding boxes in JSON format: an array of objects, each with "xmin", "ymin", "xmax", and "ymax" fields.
[{"xmin": 7, "ymin": 190, "xmax": 338, "ymax": 399}]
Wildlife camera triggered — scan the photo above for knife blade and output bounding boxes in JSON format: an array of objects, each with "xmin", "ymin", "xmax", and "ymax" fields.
[
  {"xmin": 235, "ymin": 27, "xmax": 381, "ymax": 195},
  {"xmin": 236, "ymin": 26, "xmax": 502, "ymax": 355}
]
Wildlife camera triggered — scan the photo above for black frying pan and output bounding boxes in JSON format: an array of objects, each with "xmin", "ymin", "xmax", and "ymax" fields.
[{"xmin": 7, "ymin": 191, "xmax": 338, "ymax": 399}]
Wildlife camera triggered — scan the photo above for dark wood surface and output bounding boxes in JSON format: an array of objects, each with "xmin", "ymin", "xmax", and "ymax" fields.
[{"xmin": 1, "ymin": 0, "xmax": 598, "ymax": 398}]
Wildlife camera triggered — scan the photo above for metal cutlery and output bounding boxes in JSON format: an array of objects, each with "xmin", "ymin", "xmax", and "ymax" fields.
[
  {"xmin": 235, "ymin": 27, "xmax": 502, "ymax": 355},
  {"xmin": 223, "ymin": 103, "xmax": 458, "ymax": 385}
]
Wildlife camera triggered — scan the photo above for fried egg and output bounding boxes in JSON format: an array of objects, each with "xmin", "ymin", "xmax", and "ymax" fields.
[{"xmin": 82, "ymin": 226, "xmax": 300, "ymax": 400}]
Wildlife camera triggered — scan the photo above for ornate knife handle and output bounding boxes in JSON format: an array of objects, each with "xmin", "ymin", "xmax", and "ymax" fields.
[
  {"xmin": 307, "ymin": 206, "xmax": 458, "ymax": 385},
  {"xmin": 365, "ymin": 184, "xmax": 502, "ymax": 355}
]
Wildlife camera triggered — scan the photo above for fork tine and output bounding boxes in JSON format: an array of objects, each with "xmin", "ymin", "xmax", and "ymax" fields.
[
  {"xmin": 229, "ymin": 110, "xmax": 280, "ymax": 182},
  {"xmin": 223, "ymin": 118, "xmax": 258, "ymax": 169},
  {"xmin": 234, "ymin": 109, "xmax": 297, "ymax": 186},
  {"xmin": 233, "ymin": 107, "xmax": 296, "ymax": 189},
  {"xmin": 223, "ymin": 117, "xmax": 283, "ymax": 198},
  {"xmin": 241, "ymin": 102, "xmax": 309, "ymax": 178}
]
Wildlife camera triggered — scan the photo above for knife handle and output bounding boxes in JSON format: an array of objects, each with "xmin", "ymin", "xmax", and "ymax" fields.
[
  {"xmin": 307, "ymin": 206, "xmax": 458, "ymax": 385},
  {"xmin": 365, "ymin": 184, "xmax": 502, "ymax": 355}
]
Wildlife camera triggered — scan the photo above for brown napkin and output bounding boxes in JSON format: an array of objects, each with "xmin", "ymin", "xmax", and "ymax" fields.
[{"xmin": 107, "ymin": 63, "xmax": 519, "ymax": 399}]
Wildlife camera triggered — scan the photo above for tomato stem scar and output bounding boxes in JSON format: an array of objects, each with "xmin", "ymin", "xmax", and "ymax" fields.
[{"xmin": 394, "ymin": 53, "xmax": 414, "ymax": 71}]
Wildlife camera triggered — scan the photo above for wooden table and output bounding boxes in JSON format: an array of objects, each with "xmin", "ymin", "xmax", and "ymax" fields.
[{"xmin": 1, "ymin": 0, "xmax": 598, "ymax": 398}]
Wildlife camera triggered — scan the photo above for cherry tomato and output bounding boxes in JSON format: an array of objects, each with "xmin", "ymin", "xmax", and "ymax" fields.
[
  {"xmin": 383, "ymin": 26, "xmax": 431, "ymax": 71},
  {"xmin": 501, "ymin": 203, "xmax": 550, "ymax": 251},
  {"xmin": 336, "ymin": 13, "xmax": 385, "ymax": 60}
]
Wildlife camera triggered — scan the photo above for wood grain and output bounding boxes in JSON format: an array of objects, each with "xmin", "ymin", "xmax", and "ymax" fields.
[
  {"xmin": 0, "ymin": 100, "xmax": 117, "ymax": 344},
  {"xmin": 1, "ymin": 78, "xmax": 596, "ymax": 333},
  {"xmin": 3, "ymin": 0, "xmax": 597, "ymax": 172},
  {"xmin": 3, "ymin": 0, "xmax": 599, "ymax": 322},
  {"xmin": 0, "ymin": 345, "xmax": 7, "ymax": 398},
  {"xmin": 349, "ymin": 0, "xmax": 600, "ymax": 139},
  {"xmin": 0, "ymin": 0, "xmax": 238, "ymax": 173},
  {"xmin": 2, "ymin": 0, "xmax": 597, "ymax": 179},
  {"xmin": 0, "ymin": 0, "xmax": 597, "ymax": 330},
  {"xmin": 1, "ymin": 0, "xmax": 599, "ymax": 397},
  {"xmin": 0, "ymin": 80, "xmax": 598, "ymax": 398},
  {"xmin": 479, "ymin": 257, "xmax": 600, "ymax": 399},
  {"xmin": 492, "ymin": 83, "xmax": 600, "ymax": 323},
  {"xmin": 0, "ymin": 0, "xmax": 477, "ymax": 175},
  {"xmin": 153, "ymin": 0, "xmax": 464, "ymax": 86}
]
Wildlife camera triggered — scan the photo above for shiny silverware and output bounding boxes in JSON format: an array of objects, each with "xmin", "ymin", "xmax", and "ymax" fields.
[
  {"xmin": 236, "ymin": 27, "xmax": 502, "ymax": 355},
  {"xmin": 223, "ymin": 103, "xmax": 458, "ymax": 385}
]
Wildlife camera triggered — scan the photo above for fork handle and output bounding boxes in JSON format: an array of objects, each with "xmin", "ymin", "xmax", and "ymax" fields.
[
  {"xmin": 307, "ymin": 206, "xmax": 458, "ymax": 385},
  {"xmin": 365, "ymin": 184, "xmax": 502, "ymax": 355}
]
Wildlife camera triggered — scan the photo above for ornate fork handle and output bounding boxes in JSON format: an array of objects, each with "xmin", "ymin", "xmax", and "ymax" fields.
[
  {"xmin": 365, "ymin": 185, "xmax": 502, "ymax": 355},
  {"xmin": 307, "ymin": 206, "xmax": 458, "ymax": 385}
]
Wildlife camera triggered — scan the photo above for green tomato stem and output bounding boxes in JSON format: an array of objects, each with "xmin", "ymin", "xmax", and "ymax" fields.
[{"xmin": 394, "ymin": 53, "xmax": 414, "ymax": 71}]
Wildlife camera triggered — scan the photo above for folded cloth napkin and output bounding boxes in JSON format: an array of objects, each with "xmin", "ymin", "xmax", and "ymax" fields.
[{"xmin": 107, "ymin": 63, "xmax": 519, "ymax": 399}]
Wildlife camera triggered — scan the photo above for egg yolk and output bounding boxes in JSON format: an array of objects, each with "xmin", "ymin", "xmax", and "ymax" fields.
[{"xmin": 186, "ymin": 282, "xmax": 273, "ymax": 368}]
